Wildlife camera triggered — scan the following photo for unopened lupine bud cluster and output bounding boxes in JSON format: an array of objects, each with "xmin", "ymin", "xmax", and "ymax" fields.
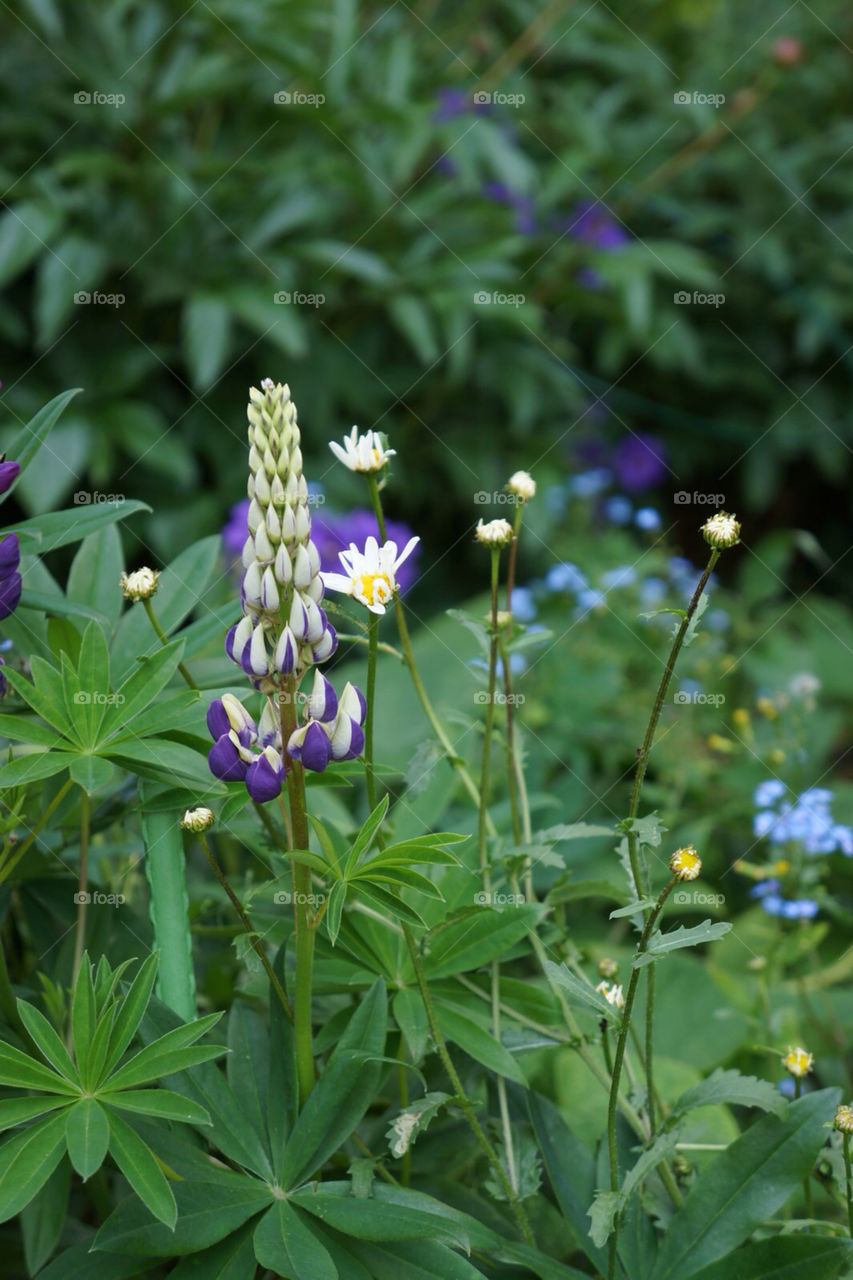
[{"xmin": 210, "ymin": 382, "xmax": 365, "ymax": 803}]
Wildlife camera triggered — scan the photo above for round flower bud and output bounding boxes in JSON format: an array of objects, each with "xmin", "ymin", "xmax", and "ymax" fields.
[
  {"xmin": 670, "ymin": 845, "xmax": 702, "ymax": 881},
  {"xmin": 782, "ymin": 1046, "xmax": 814, "ymax": 1078},
  {"xmin": 598, "ymin": 957, "xmax": 619, "ymax": 979},
  {"xmin": 475, "ymin": 518, "xmax": 514, "ymax": 547},
  {"xmin": 120, "ymin": 567, "xmax": 160, "ymax": 601},
  {"xmin": 180, "ymin": 807, "xmax": 214, "ymax": 832},
  {"xmin": 507, "ymin": 470, "xmax": 536, "ymax": 501},
  {"xmin": 701, "ymin": 512, "xmax": 741, "ymax": 550},
  {"xmin": 834, "ymin": 1104, "xmax": 853, "ymax": 1134}
]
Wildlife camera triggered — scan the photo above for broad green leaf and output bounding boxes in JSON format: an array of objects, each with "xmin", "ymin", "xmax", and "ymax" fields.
[
  {"xmin": 393, "ymin": 987, "xmax": 429, "ymax": 1062},
  {"xmin": 69, "ymin": 754, "xmax": 113, "ymax": 792},
  {"xmin": 689, "ymin": 1236, "xmax": 853, "ymax": 1280},
  {"xmin": 102, "ymin": 1089, "xmax": 211, "ymax": 1125},
  {"xmin": 344, "ymin": 794, "xmax": 390, "ymax": 875},
  {"xmin": 101, "ymin": 953, "xmax": 159, "ymax": 1080},
  {"xmin": 94, "ymin": 1175, "xmax": 272, "ymax": 1257},
  {"xmin": 0, "ymin": 1039, "xmax": 78, "ymax": 1093},
  {"xmin": 345, "ymin": 1238, "xmax": 481, "ymax": 1279},
  {"xmin": 169, "ymin": 1221, "xmax": 258, "ymax": 1279},
  {"xmin": 542, "ymin": 960, "xmax": 620, "ymax": 1023},
  {"xmin": 547, "ymin": 877, "xmax": 628, "ymax": 907},
  {"xmin": 141, "ymin": 788, "xmax": 197, "ymax": 1022},
  {"xmin": 0, "ymin": 750, "xmax": 72, "ymax": 789},
  {"xmin": 292, "ymin": 1187, "xmax": 469, "ymax": 1248},
  {"xmin": 20, "ymin": 1155, "xmax": 70, "ymax": 1276},
  {"xmin": 253, "ymin": 1200, "xmax": 337, "ymax": 1280},
  {"xmin": 359, "ymin": 883, "xmax": 427, "ymax": 927},
  {"xmin": 650, "ymin": 1089, "xmax": 841, "ymax": 1280},
  {"xmin": 0, "ymin": 1095, "xmax": 72, "ymax": 1132},
  {"xmin": 633, "ymin": 919, "xmax": 733, "ymax": 968},
  {"xmin": 71, "ymin": 959, "xmax": 97, "ymax": 1080},
  {"xmin": 4, "ymin": 500, "xmax": 150, "ymax": 553},
  {"xmin": 671, "ymin": 1069, "xmax": 788, "ymax": 1121},
  {"xmin": 0, "ymin": 202, "xmax": 61, "ymax": 290},
  {"xmin": 5, "ymin": 658, "xmax": 74, "ymax": 736},
  {"xmin": 527, "ymin": 1092, "xmax": 608, "ymax": 1277},
  {"xmin": 0, "ymin": 713, "xmax": 62, "ymax": 748},
  {"xmin": 325, "ymin": 879, "xmax": 347, "ymax": 945},
  {"xmin": 101, "ymin": 640, "xmax": 189, "ymax": 739},
  {"xmin": 3, "ymin": 389, "xmax": 80, "ymax": 487},
  {"xmin": 22, "ymin": 590, "xmax": 112, "ymax": 628},
  {"xmin": 588, "ymin": 1131, "xmax": 679, "ymax": 1247},
  {"xmin": 106, "ymin": 1013, "xmax": 224, "ymax": 1091},
  {"xmin": 226, "ymin": 1003, "xmax": 269, "ymax": 1152},
  {"xmin": 107, "ymin": 1111, "xmax": 177, "ymax": 1228},
  {"xmin": 183, "ymin": 296, "xmax": 231, "ymax": 389},
  {"xmin": 354, "ymin": 866, "xmax": 443, "ymax": 898},
  {"xmin": 0, "ymin": 1111, "xmax": 68, "ymax": 1222},
  {"xmin": 104, "ymin": 737, "xmax": 213, "ymax": 788},
  {"xmin": 38, "ymin": 1242, "xmax": 148, "ymax": 1280},
  {"xmin": 424, "ymin": 905, "xmax": 540, "ymax": 979},
  {"xmin": 67, "ymin": 524, "xmax": 124, "ymax": 634},
  {"xmin": 16, "ymin": 998, "xmax": 78, "ymax": 1083},
  {"xmin": 74, "ymin": 621, "xmax": 112, "ymax": 746},
  {"xmin": 610, "ymin": 898, "xmax": 657, "ymax": 918},
  {"xmin": 433, "ymin": 999, "xmax": 525, "ymax": 1083},
  {"xmin": 66, "ymin": 1098, "xmax": 110, "ymax": 1179}
]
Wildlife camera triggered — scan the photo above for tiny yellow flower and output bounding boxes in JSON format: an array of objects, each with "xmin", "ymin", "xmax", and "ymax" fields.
[
  {"xmin": 475, "ymin": 518, "xmax": 514, "ymax": 547},
  {"xmin": 834, "ymin": 1104, "xmax": 853, "ymax": 1134},
  {"xmin": 702, "ymin": 511, "xmax": 741, "ymax": 549},
  {"xmin": 732, "ymin": 708, "xmax": 750, "ymax": 728},
  {"xmin": 670, "ymin": 845, "xmax": 702, "ymax": 881},
  {"xmin": 120, "ymin": 567, "xmax": 160, "ymax": 601},
  {"xmin": 507, "ymin": 470, "xmax": 536, "ymax": 502},
  {"xmin": 773, "ymin": 859, "xmax": 790, "ymax": 875},
  {"xmin": 707, "ymin": 733, "xmax": 735, "ymax": 753},
  {"xmin": 769, "ymin": 749, "xmax": 786, "ymax": 766},
  {"xmin": 782, "ymin": 1046, "xmax": 814, "ymax": 1078}
]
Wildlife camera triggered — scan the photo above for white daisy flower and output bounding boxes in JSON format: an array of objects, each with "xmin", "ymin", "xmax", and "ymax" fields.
[
  {"xmin": 329, "ymin": 427, "xmax": 396, "ymax": 474},
  {"xmin": 321, "ymin": 535, "xmax": 419, "ymax": 614}
]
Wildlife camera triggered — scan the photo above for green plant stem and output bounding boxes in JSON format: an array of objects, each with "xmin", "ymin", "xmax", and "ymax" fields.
[
  {"xmin": 499, "ymin": 635, "xmax": 522, "ymax": 848},
  {"xmin": 72, "ymin": 790, "xmax": 90, "ymax": 983},
  {"xmin": 607, "ymin": 878, "xmax": 677, "ymax": 1280},
  {"xmin": 402, "ymin": 921, "xmax": 534, "ymax": 1245},
  {"xmin": 396, "ymin": 1031, "xmax": 412, "ymax": 1187},
  {"xmin": 365, "ymin": 611, "xmax": 379, "ymax": 817},
  {"xmin": 199, "ymin": 835, "xmax": 293, "ymax": 1021},
  {"xmin": 646, "ymin": 966, "xmax": 658, "ymax": 1131},
  {"xmin": 335, "ymin": 632, "xmax": 404, "ymax": 662},
  {"xmin": 844, "ymin": 1132, "xmax": 853, "ymax": 1237},
  {"xmin": 0, "ymin": 778, "xmax": 74, "ymax": 885},
  {"xmin": 280, "ymin": 679, "xmax": 315, "ymax": 1104},
  {"xmin": 142, "ymin": 598, "xmax": 198, "ymax": 690},
  {"xmin": 794, "ymin": 1077, "xmax": 814, "ymax": 1222},
  {"xmin": 365, "ymin": 475, "xmax": 494, "ymax": 833},
  {"xmin": 602, "ymin": 1022, "xmax": 614, "ymax": 1076}
]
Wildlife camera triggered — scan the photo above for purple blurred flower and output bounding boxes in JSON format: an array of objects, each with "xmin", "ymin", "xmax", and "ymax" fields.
[
  {"xmin": 576, "ymin": 266, "xmax": 604, "ymax": 290},
  {"xmin": 0, "ymin": 461, "xmax": 20, "ymax": 496},
  {"xmin": 481, "ymin": 181, "xmax": 537, "ymax": 235},
  {"xmin": 435, "ymin": 154, "xmax": 459, "ymax": 177},
  {"xmin": 433, "ymin": 88, "xmax": 470, "ymax": 122},
  {"xmin": 222, "ymin": 499, "xmax": 249, "ymax": 561},
  {"xmin": 0, "ymin": 534, "xmax": 21, "ymax": 621},
  {"xmin": 614, "ymin": 434, "xmax": 668, "ymax": 492},
  {"xmin": 566, "ymin": 200, "xmax": 630, "ymax": 250}
]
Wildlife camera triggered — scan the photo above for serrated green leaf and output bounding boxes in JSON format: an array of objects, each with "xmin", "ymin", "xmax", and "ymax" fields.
[
  {"xmin": 671, "ymin": 1069, "xmax": 788, "ymax": 1122},
  {"xmin": 633, "ymin": 920, "xmax": 733, "ymax": 968},
  {"xmin": 542, "ymin": 960, "xmax": 621, "ymax": 1022},
  {"xmin": 588, "ymin": 1131, "xmax": 678, "ymax": 1247}
]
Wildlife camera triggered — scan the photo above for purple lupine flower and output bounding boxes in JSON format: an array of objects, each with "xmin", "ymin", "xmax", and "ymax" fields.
[
  {"xmin": 222, "ymin": 499, "xmax": 250, "ymax": 562},
  {"xmin": 566, "ymin": 200, "xmax": 629, "ymax": 250},
  {"xmin": 0, "ymin": 534, "xmax": 21, "ymax": 621},
  {"xmin": 328, "ymin": 712, "xmax": 364, "ymax": 761},
  {"xmin": 208, "ymin": 733, "xmax": 249, "ymax": 782},
  {"xmin": 432, "ymin": 88, "xmax": 469, "ymax": 122},
  {"xmin": 288, "ymin": 720, "xmax": 332, "ymax": 773},
  {"xmin": 307, "ymin": 670, "xmax": 338, "ymax": 723},
  {"xmin": 613, "ymin": 434, "xmax": 668, "ymax": 492},
  {"xmin": 245, "ymin": 748, "xmax": 284, "ymax": 802},
  {"xmin": 0, "ymin": 461, "xmax": 20, "ymax": 496}
]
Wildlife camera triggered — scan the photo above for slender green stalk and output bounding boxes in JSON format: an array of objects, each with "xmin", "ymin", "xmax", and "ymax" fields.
[
  {"xmin": 365, "ymin": 612, "xmax": 380, "ymax": 817},
  {"xmin": 602, "ymin": 1021, "xmax": 614, "ymax": 1075},
  {"xmin": 0, "ymin": 778, "xmax": 74, "ymax": 885},
  {"xmin": 365, "ymin": 475, "xmax": 495, "ymax": 832},
  {"xmin": 607, "ymin": 878, "xmax": 677, "ymax": 1280},
  {"xmin": 335, "ymin": 632, "xmax": 404, "ymax": 662},
  {"xmin": 402, "ymin": 921, "xmax": 534, "ymax": 1245},
  {"xmin": 199, "ymin": 834, "xmax": 293, "ymax": 1021},
  {"xmin": 844, "ymin": 1132, "xmax": 853, "ymax": 1237},
  {"xmin": 502, "ymin": 503, "xmax": 525, "ymax": 852},
  {"xmin": 280, "ymin": 680, "xmax": 316, "ymax": 1103},
  {"xmin": 142, "ymin": 598, "xmax": 199, "ymax": 690},
  {"xmin": 71, "ymin": 790, "xmax": 90, "ymax": 983},
  {"xmin": 794, "ymin": 1077, "xmax": 814, "ymax": 1222}
]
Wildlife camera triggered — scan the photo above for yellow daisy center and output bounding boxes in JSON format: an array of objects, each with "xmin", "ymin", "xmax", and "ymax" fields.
[{"xmin": 356, "ymin": 572, "xmax": 393, "ymax": 606}]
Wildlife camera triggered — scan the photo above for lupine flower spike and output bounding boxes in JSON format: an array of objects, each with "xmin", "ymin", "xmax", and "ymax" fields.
[{"xmin": 211, "ymin": 380, "xmax": 365, "ymax": 800}]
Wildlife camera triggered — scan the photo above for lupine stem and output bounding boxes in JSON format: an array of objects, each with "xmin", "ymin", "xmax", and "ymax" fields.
[
  {"xmin": 607, "ymin": 878, "xmax": 677, "ymax": 1280},
  {"xmin": 142, "ymin": 598, "xmax": 199, "ymax": 690},
  {"xmin": 71, "ymin": 790, "xmax": 90, "ymax": 983},
  {"xmin": 401, "ymin": 921, "xmax": 534, "ymax": 1245},
  {"xmin": 199, "ymin": 834, "xmax": 293, "ymax": 1021},
  {"xmin": 844, "ymin": 1132, "xmax": 853, "ymax": 1237},
  {"xmin": 280, "ymin": 680, "xmax": 316, "ymax": 1103},
  {"xmin": 365, "ymin": 475, "xmax": 495, "ymax": 833}
]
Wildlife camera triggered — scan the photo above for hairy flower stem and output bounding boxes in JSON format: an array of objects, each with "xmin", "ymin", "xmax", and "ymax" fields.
[
  {"xmin": 279, "ymin": 680, "xmax": 315, "ymax": 1103},
  {"xmin": 844, "ymin": 1133, "xmax": 853, "ymax": 1237},
  {"xmin": 623, "ymin": 549, "xmax": 718, "ymax": 1137},
  {"xmin": 607, "ymin": 878, "xmax": 677, "ymax": 1280},
  {"xmin": 401, "ymin": 922, "xmax": 534, "ymax": 1245},
  {"xmin": 199, "ymin": 836, "xmax": 293, "ymax": 1021},
  {"xmin": 0, "ymin": 778, "xmax": 74, "ymax": 885},
  {"xmin": 365, "ymin": 476, "xmax": 495, "ymax": 834},
  {"xmin": 71, "ymin": 790, "xmax": 90, "ymax": 983},
  {"xmin": 142, "ymin": 598, "xmax": 199, "ymax": 690},
  {"xmin": 365, "ymin": 612, "xmax": 380, "ymax": 817}
]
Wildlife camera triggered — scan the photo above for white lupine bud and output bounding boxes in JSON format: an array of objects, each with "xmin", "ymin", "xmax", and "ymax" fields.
[
  {"xmin": 248, "ymin": 445, "xmax": 262, "ymax": 473},
  {"xmin": 254, "ymin": 469, "xmax": 271, "ymax": 506},
  {"xmin": 248, "ymin": 625, "xmax": 269, "ymax": 676},
  {"xmin": 303, "ymin": 596, "xmax": 325, "ymax": 643},
  {"xmin": 230, "ymin": 616, "xmax": 253, "ymax": 662},
  {"xmin": 304, "ymin": 576, "xmax": 324, "ymax": 603},
  {"xmin": 281, "ymin": 507, "xmax": 295, "ymax": 541},
  {"xmin": 241, "ymin": 536, "xmax": 255, "ymax": 569},
  {"xmin": 263, "ymin": 446, "xmax": 276, "ymax": 477},
  {"xmin": 248, "ymin": 499, "xmax": 264, "ymax": 533},
  {"xmin": 242, "ymin": 562, "xmax": 263, "ymax": 608},
  {"xmin": 292, "ymin": 544, "xmax": 313, "ymax": 589},
  {"xmin": 266, "ymin": 506, "xmax": 282, "ymax": 542},
  {"xmin": 261, "ymin": 568, "xmax": 280, "ymax": 612},
  {"xmin": 270, "ymin": 473, "xmax": 286, "ymax": 506},
  {"xmin": 253, "ymin": 524, "xmax": 274, "ymax": 563},
  {"xmin": 307, "ymin": 541, "xmax": 321, "ymax": 576},
  {"xmin": 294, "ymin": 505, "xmax": 310, "ymax": 541},
  {"xmin": 274, "ymin": 543, "xmax": 293, "ymax": 585}
]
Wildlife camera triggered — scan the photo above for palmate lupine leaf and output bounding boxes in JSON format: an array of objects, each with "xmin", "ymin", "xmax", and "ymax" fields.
[{"xmin": 0, "ymin": 954, "xmax": 222, "ymax": 1225}]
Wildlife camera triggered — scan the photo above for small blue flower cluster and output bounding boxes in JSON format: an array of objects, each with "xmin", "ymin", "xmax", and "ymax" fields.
[
  {"xmin": 749, "ymin": 880, "xmax": 819, "ymax": 920},
  {"xmin": 753, "ymin": 781, "xmax": 853, "ymax": 855}
]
